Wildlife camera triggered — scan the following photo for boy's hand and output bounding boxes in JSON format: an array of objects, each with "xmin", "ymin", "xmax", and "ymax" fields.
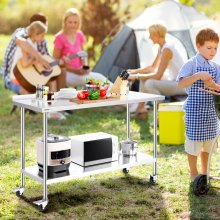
[
  {"xmin": 204, "ymin": 78, "xmax": 216, "ymax": 88},
  {"xmin": 197, "ymin": 71, "xmax": 212, "ymax": 81}
]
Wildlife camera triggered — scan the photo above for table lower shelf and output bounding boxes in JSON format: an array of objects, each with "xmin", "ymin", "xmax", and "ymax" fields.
[{"xmin": 22, "ymin": 153, "xmax": 156, "ymax": 184}]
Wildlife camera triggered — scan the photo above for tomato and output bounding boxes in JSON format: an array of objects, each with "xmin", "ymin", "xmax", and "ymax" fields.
[
  {"xmin": 87, "ymin": 80, "xmax": 93, "ymax": 84},
  {"xmin": 81, "ymin": 90, "xmax": 89, "ymax": 99},
  {"xmin": 99, "ymin": 89, "xmax": 107, "ymax": 97},
  {"xmin": 77, "ymin": 91, "xmax": 86, "ymax": 100}
]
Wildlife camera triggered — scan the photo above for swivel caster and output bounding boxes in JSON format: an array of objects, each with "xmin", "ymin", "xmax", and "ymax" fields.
[
  {"xmin": 193, "ymin": 174, "xmax": 210, "ymax": 196},
  {"xmin": 34, "ymin": 199, "xmax": 48, "ymax": 211},
  {"xmin": 150, "ymin": 175, "xmax": 156, "ymax": 184},
  {"xmin": 16, "ymin": 190, "xmax": 23, "ymax": 197},
  {"xmin": 123, "ymin": 168, "xmax": 129, "ymax": 174},
  {"xmin": 13, "ymin": 187, "xmax": 25, "ymax": 197},
  {"xmin": 38, "ymin": 204, "xmax": 45, "ymax": 212}
]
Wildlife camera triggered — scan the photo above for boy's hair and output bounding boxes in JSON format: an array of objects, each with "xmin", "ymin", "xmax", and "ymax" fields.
[
  {"xmin": 62, "ymin": 8, "xmax": 81, "ymax": 30},
  {"xmin": 30, "ymin": 13, "xmax": 47, "ymax": 25},
  {"xmin": 196, "ymin": 28, "xmax": 219, "ymax": 46},
  {"xmin": 148, "ymin": 23, "xmax": 167, "ymax": 38},
  {"xmin": 27, "ymin": 21, "xmax": 47, "ymax": 37}
]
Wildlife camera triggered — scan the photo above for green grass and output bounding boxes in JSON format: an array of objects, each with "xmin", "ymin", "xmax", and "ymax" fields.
[{"xmin": 1, "ymin": 34, "xmax": 220, "ymax": 219}]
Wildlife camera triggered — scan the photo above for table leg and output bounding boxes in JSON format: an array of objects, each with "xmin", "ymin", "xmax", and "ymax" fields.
[
  {"xmin": 13, "ymin": 107, "xmax": 25, "ymax": 196},
  {"xmin": 34, "ymin": 112, "xmax": 48, "ymax": 211},
  {"xmin": 126, "ymin": 103, "xmax": 130, "ymax": 139},
  {"xmin": 150, "ymin": 101, "xmax": 158, "ymax": 183}
]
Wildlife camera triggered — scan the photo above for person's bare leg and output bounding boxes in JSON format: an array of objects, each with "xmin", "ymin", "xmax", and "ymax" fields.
[
  {"xmin": 200, "ymin": 151, "xmax": 209, "ymax": 175},
  {"xmin": 135, "ymin": 102, "xmax": 147, "ymax": 114},
  {"xmin": 188, "ymin": 153, "xmax": 198, "ymax": 181},
  {"xmin": 47, "ymin": 79, "xmax": 57, "ymax": 92},
  {"xmin": 56, "ymin": 67, "xmax": 67, "ymax": 91},
  {"xmin": 20, "ymin": 86, "xmax": 30, "ymax": 95}
]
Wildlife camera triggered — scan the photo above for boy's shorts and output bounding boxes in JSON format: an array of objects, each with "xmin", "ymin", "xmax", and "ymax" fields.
[{"xmin": 185, "ymin": 137, "xmax": 218, "ymax": 156}]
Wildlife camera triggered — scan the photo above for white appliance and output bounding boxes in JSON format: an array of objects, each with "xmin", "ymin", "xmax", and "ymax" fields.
[
  {"xmin": 70, "ymin": 132, "xmax": 118, "ymax": 167},
  {"xmin": 37, "ymin": 134, "xmax": 71, "ymax": 178}
]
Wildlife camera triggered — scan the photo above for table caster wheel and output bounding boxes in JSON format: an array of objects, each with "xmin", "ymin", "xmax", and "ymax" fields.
[
  {"xmin": 150, "ymin": 175, "xmax": 156, "ymax": 184},
  {"xmin": 193, "ymin": 174, "xmax": 210, "ymax": 196},
  {"xmin": 38, "ymin": 204, "xmax": 45, "ymax": 212},
  {"xmin": 123, "ymin": 168, "xmax": 129, "ymax": 174},
  {"xmin": 16, "ymin": 190, "xmax": 23, "ymax": 197}
]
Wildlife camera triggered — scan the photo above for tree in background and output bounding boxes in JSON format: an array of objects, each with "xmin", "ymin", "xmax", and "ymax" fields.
[
  {"xmin": 80, "ymin": 0, "xmax": 130, "ymax": 66},
  {"xmin": 179, "ymin": 0, "xmax": 195, "ymax": 5}
]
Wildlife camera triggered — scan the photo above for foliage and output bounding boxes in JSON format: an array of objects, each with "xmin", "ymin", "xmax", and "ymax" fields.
[
  {"xmin": 179, "ymin": 0, "xmax": 195, "ymax": 5},
  {"xmin": 2, "ymin": 0, "xmax": 219, "ymax": 67},
  {"xmin": 0, "ymin": 0, "xmax": 7, "ymax": 10},
  {"xmin": 80, "ymin": 0, "xmax": 130, "ymax": 65},
  {"xmin": 196, "ymin": 0, "xmax": 220, "ymax": 17},
  {"xmin": 0, "ymin": 0, "xmax": 81, "ymax": 34}
]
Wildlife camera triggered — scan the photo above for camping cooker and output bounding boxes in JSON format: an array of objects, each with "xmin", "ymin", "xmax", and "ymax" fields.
[{"xmin": 37, "ymin": 134, "xmax": 71, "ymax": 178}]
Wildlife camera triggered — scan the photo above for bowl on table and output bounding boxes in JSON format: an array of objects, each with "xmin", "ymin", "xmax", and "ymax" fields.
[
  {"xmin": 84, "ymin": 84, "xmax": 100, "ymax": 92},
  {"xmin": 55, "ymin": 88, "xmax": 77, "ymax": 99}
]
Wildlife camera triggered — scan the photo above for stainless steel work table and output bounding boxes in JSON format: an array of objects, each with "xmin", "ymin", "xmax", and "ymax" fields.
[{"xmin": 12, "ymin": 91, "xmax": 164, "ymax": 211}]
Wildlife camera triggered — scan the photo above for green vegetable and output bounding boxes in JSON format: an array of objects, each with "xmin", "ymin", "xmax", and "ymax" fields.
[
  {"xmin": 88, "ymin": 89, "xmax": 100, "ymax": 100},
  {"xmin": 86, "ymin": 77, "xmax": 103, "ymax": 85}
]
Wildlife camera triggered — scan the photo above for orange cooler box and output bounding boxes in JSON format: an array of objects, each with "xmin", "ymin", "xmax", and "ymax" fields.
[{"xmin": 159, "ymin": 102, "xmax": 185, "ymax": 145}]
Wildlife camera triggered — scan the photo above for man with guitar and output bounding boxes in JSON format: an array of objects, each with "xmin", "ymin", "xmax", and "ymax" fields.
[{"xmin": 0, "ymin": 13, "xmax": 60, "ymax": 95}]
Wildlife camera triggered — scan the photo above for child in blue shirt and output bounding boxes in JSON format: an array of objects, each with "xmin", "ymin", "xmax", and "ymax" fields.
[{"xmin": 177, "ymin": 28, "xmax": 220, "ymax": 181}]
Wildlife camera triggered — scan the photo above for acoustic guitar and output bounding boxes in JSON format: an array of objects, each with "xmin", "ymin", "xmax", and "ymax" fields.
[{"xmin": 14, "ymin": 51, "xmax": 87, "ymax": 93}]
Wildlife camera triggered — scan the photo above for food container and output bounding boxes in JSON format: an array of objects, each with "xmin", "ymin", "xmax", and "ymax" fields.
[
  {"xmin": 100, "ymin": 83, "xmax": 110, "ymax": 91},
  {"xmin": 120, "ymin": 140, "xmax": 137, "ymax": 156},
  {"xmin": 84, "ymin": 84, "xmax": 100, "ymax": 92},
  {"xmin": 159, "ymin": 102, "xmax": 185, "ymax": 145}
]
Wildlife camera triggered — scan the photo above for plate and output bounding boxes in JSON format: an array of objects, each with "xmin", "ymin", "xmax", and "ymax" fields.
[
  {"xmin": 59, "ymin": 88, "xmax": 76, "ymax": 93},
  {"xmin": 54, "ymin": 91, "xmax": 77, "ymax": 99}
]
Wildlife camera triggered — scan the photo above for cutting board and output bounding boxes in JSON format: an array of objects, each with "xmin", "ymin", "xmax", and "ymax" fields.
[{"xmin": 69, "ymin": 96, "xmax": 120, "ymax": 104}]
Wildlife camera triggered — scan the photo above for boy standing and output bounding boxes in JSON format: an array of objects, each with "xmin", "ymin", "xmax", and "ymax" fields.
[{"xmin": 177, "ymin": 28, "xmax": 220, "ymax": 181}]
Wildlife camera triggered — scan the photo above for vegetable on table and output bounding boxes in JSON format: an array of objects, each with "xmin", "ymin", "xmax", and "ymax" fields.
[
  {"xmin": 81, "ymin": 90, "xmax": 89, "ymax": 99},
  {"xmin": 99, "ymin": 89, "xmax": 107, "ymax": 97},
  {"xmin": 88, "ymin": 89, "xmax": 100, "ymax": 100},
  {"xmin": 77, "ymin": 91, "xmax": 87, "ymax": 100}
]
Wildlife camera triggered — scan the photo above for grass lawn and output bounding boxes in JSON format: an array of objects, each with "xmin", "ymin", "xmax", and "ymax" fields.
[{"xmin": 1, "ymin": 34, "xmax": 220, "ymax": 219}]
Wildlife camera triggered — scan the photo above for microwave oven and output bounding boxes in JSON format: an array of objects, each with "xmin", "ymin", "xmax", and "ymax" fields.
[{"xmin": 70, "ymin": 132, "xmax": 118, "ymax": 167}]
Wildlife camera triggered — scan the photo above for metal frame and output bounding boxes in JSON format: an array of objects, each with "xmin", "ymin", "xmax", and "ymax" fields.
[{"xmin": 13, "ymin": 92, "xmax": 162, "ymax": 210}]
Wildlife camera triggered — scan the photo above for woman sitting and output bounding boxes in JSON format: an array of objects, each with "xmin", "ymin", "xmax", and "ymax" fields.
[
  {"xmin": 129, "ymin": 23, "xmax": 186, "ymax": 117},
  {"xmin": 53, "ymin": 8, "xmax": 110, "ymax": 88}
]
